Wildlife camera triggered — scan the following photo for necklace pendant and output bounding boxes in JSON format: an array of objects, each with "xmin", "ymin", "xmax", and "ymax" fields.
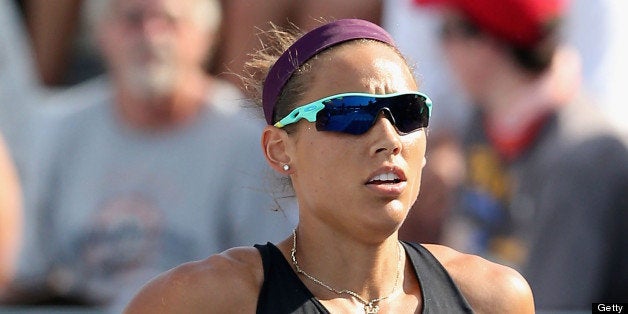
[{"xmin": 364, "ymin": 303, "xmax": 379, "ymax": 314}]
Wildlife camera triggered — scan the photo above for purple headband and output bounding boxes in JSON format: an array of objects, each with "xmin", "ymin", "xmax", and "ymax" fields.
[{"xmin": 262, "ymin": 19, "xmax": 397, "ymax": 125}]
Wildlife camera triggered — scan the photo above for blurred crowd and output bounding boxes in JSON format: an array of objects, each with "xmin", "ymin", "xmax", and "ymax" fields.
[{"xmin": 1, "ymin": 0, "xmax": 626, "ymax": 312}]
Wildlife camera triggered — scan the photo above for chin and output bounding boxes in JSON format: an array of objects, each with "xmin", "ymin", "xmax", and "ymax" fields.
[{"xmin": 366, "ymin": 200, "xmax": 409, "ymax": 233}]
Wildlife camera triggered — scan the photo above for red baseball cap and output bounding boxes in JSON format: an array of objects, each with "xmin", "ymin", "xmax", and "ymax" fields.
[{"xmin": 415, "ymin": 0, "xmax": 568, "ymax": 48}]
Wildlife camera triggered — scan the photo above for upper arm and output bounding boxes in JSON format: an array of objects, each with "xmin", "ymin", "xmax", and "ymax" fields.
[
  {"xmin": 425, "ymin": 244, "xmax": 535, "ymax": 314},
  {"xmin": 0, "ymin": 134, "xmax": 22, "ymax": 290},
  {"xmin": 123, "ymin": 263, "xmax": 208, "ymax": 314},
  {"xmin": 123, "ymin": 247, "xmax": 264, "ymax": 314},
  {"xmin": 472, "ymin": 261, "xmax": 534, "ymax": 314}
]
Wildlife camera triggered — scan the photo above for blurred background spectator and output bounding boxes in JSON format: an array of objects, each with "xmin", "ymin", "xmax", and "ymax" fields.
[
  {"xmin": 384, "ymin": 0, "xmax": 628, "ymax": 137},
  {"xmin": 414, "ymin": 0, "xmax": 628, "ymax": 310},
  {"xmin": 2, "ymin": 0, "xmax": 294, "ymax": 311}
]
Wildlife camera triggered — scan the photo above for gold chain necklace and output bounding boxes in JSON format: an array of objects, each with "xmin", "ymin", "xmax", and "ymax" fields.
[{"xmin": 290, "ymin": 229, "xmax": 403, "ymax": 314}]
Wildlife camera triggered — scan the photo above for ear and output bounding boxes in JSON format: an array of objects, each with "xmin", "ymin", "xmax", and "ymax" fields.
[{"xmin": 261, "ymin": 126, "xmax": 293, "ymax": 174}]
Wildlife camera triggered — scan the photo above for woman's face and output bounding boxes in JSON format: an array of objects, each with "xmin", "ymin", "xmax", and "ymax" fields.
[{"xmin": 287, "ymin": 41, "xmax": 427, "ymax": 240}]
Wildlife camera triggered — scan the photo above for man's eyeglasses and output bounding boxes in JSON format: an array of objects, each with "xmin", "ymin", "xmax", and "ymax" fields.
[{"xmin": 274, "ymin": 92, "xmax": 432, "ymax": 135}]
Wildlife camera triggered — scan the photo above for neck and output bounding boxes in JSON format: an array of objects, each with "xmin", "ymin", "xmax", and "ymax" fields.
[
  {"xmin": 288, "ymin": 225, "xmax": 403, "ymax": 301},
  {"xmin": 115, "ymin": 72, "xmax": 210, "ymax": 130}
]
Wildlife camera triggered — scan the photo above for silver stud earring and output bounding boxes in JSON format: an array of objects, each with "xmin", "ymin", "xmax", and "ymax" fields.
[{"xmin": 283, "ymin": 164, "xmax": 290, "ymax": 171}]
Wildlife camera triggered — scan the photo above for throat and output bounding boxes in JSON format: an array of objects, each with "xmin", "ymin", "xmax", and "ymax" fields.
[{"xmin": 290, "ymin": 229, "xmax": 404, "ymax": 313}]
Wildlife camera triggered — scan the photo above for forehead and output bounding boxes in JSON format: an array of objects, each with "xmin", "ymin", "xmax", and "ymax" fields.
[
  {"xmin": 110, "ymin": 0, "xmax": 191, "ymax": 16},
  {"xmin": 307, "ymin": 41, "xmax": 417, "ymax": 98}
]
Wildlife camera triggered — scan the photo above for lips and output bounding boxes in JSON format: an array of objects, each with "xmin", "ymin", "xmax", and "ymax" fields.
[
  {"xmin": 365, "ymin": 166, "xmax": 407, "ymax": 185},
  {"xmin": 365, "ymin": 167, "xmax": 408, "ymax": 197},
  {"xmin": 367, "ymin": 172, "xmax": 402, "ymax": 184}
]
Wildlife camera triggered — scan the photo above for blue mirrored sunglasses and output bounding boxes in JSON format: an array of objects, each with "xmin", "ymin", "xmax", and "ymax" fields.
[{"xmin": 274, "ymin": 92, "xmax": 432, "ymax": 135}]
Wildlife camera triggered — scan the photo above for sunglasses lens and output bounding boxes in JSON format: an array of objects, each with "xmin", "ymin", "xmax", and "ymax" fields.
[
  {"xmin": 316, "ymin": 94, "xmax": 429, "ymax": 135},
  {"xmin": 316, "ymin": 97, "xmax": 374, "ymax": 135},
  {"xmin": 390, "ymin": 94, "xmax": 430, "ymax": 134}
]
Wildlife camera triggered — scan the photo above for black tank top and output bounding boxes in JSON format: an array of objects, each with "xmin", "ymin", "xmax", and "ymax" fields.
[{"xmin": 254, "ymin": 241, "xmax": 473, "ymax": 313}]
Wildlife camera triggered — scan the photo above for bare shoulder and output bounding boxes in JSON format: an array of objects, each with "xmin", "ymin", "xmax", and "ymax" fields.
[
  {"xmin": 423, "ymin": 244, "xmax": 534, "ymax": 314},
  {"xmin": 124, "ymin": 246, "xmax": 264, "ymax": 314}
]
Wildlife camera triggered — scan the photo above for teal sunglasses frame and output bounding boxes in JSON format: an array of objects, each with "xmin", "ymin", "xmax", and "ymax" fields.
[{"xmin": 274, "ymin": 91, "xmax": 432, "ymax": 135}]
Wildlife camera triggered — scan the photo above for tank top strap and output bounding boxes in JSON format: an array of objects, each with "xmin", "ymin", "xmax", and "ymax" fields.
[
  {"xmin": 254, "ymin": 242, "xmax": 272, "ymax": 282},
  {"xmin": 401, "ymin": 241, "xmax": 474, "ymax": 313},
  {"xmin": 254, "ymin": 242, "xmax": 330, "ymax": 314}
]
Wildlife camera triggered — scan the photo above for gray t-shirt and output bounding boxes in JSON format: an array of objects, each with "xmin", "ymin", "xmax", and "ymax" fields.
[{"xmin": 15, "ymin": 77, "xmax": 296, "ymax": 307}]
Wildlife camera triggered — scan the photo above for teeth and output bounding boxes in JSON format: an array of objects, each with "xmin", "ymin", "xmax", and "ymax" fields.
[{"xmin": 371, "ymin": 172, "xmax": 400, "ymax": 182}]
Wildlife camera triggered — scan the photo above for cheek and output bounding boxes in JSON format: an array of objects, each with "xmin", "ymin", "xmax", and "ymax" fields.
[
  {"xmin": 100, "ymin": 29, "xmax": 122, "ymax": 59},
  {"xmin": 177, "ymin": 30, "xmax": 209, "ymax": 63},
  {"xmin": 403, "ymin": 131, "xmax": 427, "ymax": 157},
  {"xmin": 303, "ymin": 142, "xmax": 345, "ymax": 176},
  {"xmin": 402, "ymin": 134, "xmax": 427, "ymax": 183},
  {"xmin": 295, "ymin": 135, "xmax": 355, "ymax": 191}
]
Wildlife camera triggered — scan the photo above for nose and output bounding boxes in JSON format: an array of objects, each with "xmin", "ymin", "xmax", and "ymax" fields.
[
  {"xmin": 377, "ymin": 108, "xmax": 396, "ymax": 125},
  {"xmin": 140, "ymin": 16, "xmax": 170, "ymax": 38},
  {"xmin": 370, "ymin": 111, "xmax": 402, "ymax": 156}
]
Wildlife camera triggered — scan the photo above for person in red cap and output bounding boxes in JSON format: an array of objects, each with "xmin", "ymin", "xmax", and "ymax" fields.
[{"xmin": 417, "ymin": 0, "xmax": 628, "ymax": 310}]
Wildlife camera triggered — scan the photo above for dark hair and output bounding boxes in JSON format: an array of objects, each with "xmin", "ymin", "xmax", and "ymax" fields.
[
  {"xmin": 508, "ymin": 18, "xmax": 562, "ymax": 75},
  {"xmin": 439, "ymin": 15, "xmax": 560, "ymax": 75},
  {"xmin": 443, "ymin": 16, "xmax": 562, "ymax": 75}
]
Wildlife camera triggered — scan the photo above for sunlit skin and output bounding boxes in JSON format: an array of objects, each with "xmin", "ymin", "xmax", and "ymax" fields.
[{"xmin": 440, "ymin": 10, "xmax": 581, "ymax": 142}]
